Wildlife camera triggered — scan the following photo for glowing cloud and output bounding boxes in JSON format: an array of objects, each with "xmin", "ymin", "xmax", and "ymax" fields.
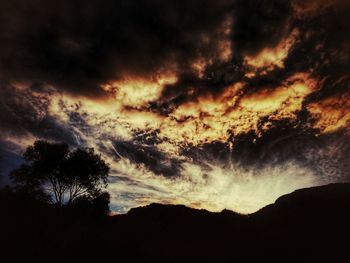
[
  {"xmin": 102, "ymin": 74, "xmax": 177, "ymax": 108},
  {"xmin": 0, "ymin": 0, "xmax": 349, "ymax": 217},
  {"xmin": 308, "ymin": 94, "xmax": 350, "ymax": 134},
  {"xmin": 159, "ymin": 73, "xmax": 317, "ymax": 145},
  {"xmin": 244, "ymin": 29, "xmax": 299, "ymax": 74},
  {"xmin": 240, "ymin": 73, "xmax": 317, "ymax": 117},
  {"xmin": 107, "ymin": 159, "xmax": 322, "ymax": 214}
]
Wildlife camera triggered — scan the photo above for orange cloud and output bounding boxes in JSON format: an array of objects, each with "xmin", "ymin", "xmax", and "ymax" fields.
[
  {"xmin": 244, "ymin": 29, "xmax": 298, "ymax": 75},
  {"xmin": 101, "ymin": 73, "xmax": 177, "ymax": 108},
  {"xmin": 159, "ymin": 73, "xmax": 317, "ymax": 145},
  {"xmin": 308, "ymin": 94, "xmax": 350, "ymax": 133},
  {"xmin": 292, "ymin": 0, "xmax": 348, "ymax": 17},
  {"xmin": 240, "ymin": 73, "xmax": 317, "ymax": 117}
]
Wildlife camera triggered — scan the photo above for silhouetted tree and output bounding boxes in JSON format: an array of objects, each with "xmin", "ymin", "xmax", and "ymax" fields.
[{"xmin": 10, "ymin": 140, "xmax": 109, "ymax": 206}]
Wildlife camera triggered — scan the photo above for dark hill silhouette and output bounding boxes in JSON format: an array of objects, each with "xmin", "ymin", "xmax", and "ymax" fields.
[
  {"xmin": 256, "ymin": 183, "xmax": 350, "ymax": 216},
  {"xmin": 1, "ymin": 183, "xmax": 350, "ymax": 262},
  {"xmin": 122, "ymin": 202, "xmax": 243, "ymax": 223}
]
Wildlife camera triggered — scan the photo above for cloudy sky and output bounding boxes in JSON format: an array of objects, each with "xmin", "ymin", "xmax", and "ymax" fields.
[{"xmin": 1, "ymin": 0, "xmax": 349, "ymax": 213}]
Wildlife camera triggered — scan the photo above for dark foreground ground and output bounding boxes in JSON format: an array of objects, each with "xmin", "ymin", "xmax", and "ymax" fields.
[{"xmin": 1, "ymin": 183, "xmax": 350, "ymax": 262}]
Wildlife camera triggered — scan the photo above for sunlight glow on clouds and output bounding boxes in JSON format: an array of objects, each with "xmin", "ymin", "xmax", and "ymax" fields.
[
  {"xmin": 2, "ymin": 63, "xmax": 348, "ymax": 213},
  {"xmin": 28, "ymin": 71, "xmax": 344, "ymax": 214},
  {"xmin": 102, "ymin": 74, "xmax": 178, "ymax": 108},
  {"xmin": 308, "ymin": 93, "xmax": 350, "ymax": 134},
  {"xmin": 244, "ymin": 29, "xmax": 299, "ymax": 74},
  {"xmin": 160, "ymin": 73, "xmax": 317, "ymax": 145},
  {"xmin": 107, "ymin": 158, "xmax": 322, "ymax": 214},
  {"xmin": 1, "ymin": 0, "xmax": 349, "ymax": 214}
]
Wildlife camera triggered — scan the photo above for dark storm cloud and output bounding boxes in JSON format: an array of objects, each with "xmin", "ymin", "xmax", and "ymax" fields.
[
  {"xmin": 0, "ymin": 0, "xmax": 234, "ymax": 96},
  {"xmin": 180, "ymin": 123, "xmax": 350, "ymax": 183},
  {"xmin": 0, "ymin": 0, "xmax": 347, "ymax": 101},
  {"xmin": 0, "ymin": 82, "xmax": 78, "ymax": 144},
  {"xmin": 111, "ymin": 140, "xmax": 183, "ymax": 177},
  {"xmin": 231, "ymin": 0, "xmax": 292, "ymax": 56},
  {"xmin": 1, "ymin": 0, "xmax": 349, "ymax": 184},
  {"xmin": 241, "ymin": 0, "xmax": 349, "ymax": 97},
  {"xmin": 0, "ymin": 0, "xmax": 307, "ymax": 100},
  {"xmin": 293, "ymin": 6, "xmax": 350, "ymax": 101},
  {"xmin": 160, "ymin": 0, "xmax": 350, "ymax": 128},
  {"xmin": 154, "ymin": 0, "xmax": 296, "ymax": 108},
  {"xmin": 155, "ymin": 61, "xmax": 244, "ymax": 113}
]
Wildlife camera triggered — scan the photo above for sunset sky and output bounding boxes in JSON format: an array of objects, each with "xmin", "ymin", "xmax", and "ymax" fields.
[{"xmin": 0, "ymin": 0, "xmax": 349, "ymax": 213}]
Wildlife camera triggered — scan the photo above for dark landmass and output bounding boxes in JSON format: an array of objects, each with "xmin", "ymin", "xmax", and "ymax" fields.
[{"xmin": 1, "ymin": 183, "xmax": 350, "ymax": 262}]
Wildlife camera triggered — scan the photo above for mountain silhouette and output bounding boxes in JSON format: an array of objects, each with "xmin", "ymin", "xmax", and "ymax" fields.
[{"xmin": 1, "ymin": 183, "xmax": 349, "ymax": 262}]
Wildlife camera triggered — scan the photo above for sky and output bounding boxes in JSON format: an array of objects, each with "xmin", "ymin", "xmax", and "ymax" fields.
[{"xmin": 0, "ymin": 0, "xmax": 349, "ymax": 213}]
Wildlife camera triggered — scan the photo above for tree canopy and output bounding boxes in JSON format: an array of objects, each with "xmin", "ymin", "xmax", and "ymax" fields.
[{"xmin": 10, "ymin": 140, "xmax": 110, "ymax": 206}]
